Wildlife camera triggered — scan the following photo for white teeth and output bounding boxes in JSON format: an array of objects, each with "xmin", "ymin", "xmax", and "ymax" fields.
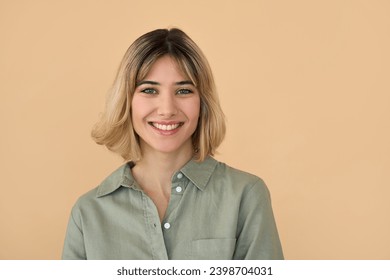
[{"xmin": 153, "ymin": 123, "xmax": 180, "ymax": 131}]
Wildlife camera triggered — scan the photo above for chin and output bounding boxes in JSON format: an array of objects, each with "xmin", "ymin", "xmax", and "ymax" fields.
[
  {"xmin": 154, "ymin": 146, "xmax": 185, "ymax": 154},
  {"xmin": 150, "ymin": 141, "xmax": 193, "ymax": 155}
]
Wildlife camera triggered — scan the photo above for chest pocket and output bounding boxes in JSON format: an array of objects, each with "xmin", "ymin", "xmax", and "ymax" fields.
[{"xmin": 190, "ymin": 238, "xmax": 236, "ymax": 260}]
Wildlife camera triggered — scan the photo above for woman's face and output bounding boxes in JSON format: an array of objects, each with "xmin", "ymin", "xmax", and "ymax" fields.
[{"xmin": 131, "ymin": 55, "xmax": 200, "ymax": 156}]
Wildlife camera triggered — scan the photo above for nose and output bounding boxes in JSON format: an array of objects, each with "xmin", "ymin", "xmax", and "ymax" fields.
[{"xmin": 157, "ymin": 93, "xmax": 178, "ymax": 117}]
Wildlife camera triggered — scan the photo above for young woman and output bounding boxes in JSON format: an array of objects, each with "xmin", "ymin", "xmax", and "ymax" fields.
[{"xmin": 62, "ymin": 28, "xmax": 283, "ymax": 260}]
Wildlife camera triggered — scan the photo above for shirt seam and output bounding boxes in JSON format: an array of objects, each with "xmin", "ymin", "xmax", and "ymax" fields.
[{"xmin": 70, "ymin": 205, "xmax": 83, "ymax": 235}]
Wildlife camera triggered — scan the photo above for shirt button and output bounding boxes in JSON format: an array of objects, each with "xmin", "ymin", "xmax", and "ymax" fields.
[
  {"xmin": 176, "ymin": 186, "xmax": 182, "ymax": 193},
  {"xmin": 163, "ymin": 222, "xmax": 171, "ymax": 229},
  {"xmin": 177, "ymin": 173, "xmax": 183, "ymax": 179}
]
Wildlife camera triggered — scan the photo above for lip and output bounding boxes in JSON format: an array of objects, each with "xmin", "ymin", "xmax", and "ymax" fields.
[
  {"xmin": 148, "ymin": 121, "xmax": 184, "ymax": 135},
  {"xmin": 149, "ymin": 121, "xmax": 183, "ymax": 125}
]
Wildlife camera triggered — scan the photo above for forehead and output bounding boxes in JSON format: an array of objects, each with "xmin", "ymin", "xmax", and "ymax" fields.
[
  {"xmin": 138, "ymin": 55, "xmax": 196, "ymax": 85},
  {"xmin": 144, "ymin": 56, "xmax": 184, "ymax": 80}
]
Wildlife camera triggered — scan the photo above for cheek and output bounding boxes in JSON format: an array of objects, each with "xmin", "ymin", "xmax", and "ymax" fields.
[
  {"xmin": 130, "ymin": 97, "xmax": 145, "ymax": 132},
  {"xmin": 131, "ymin": 96, "xmax": 150, "ymax": 119},
  {"xmin": 189, "ymin": 96, "xmax": 201, "ymax": 120}
]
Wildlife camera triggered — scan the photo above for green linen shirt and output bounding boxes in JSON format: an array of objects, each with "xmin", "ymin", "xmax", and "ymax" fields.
[{"xmin": 62, "ymin": 156, "xmax": 283, "ymax": 259}]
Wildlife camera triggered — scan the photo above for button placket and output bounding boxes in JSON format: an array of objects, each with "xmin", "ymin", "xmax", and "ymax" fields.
[
  {"xmin": 162, "ymin": 171, "xmax": 187, "ymax": 234},
  {"xmin": 173, "ymin": 172, "xmax": 186, "ymax": 194},
  {"xmin": 140, "ymin": 192, "xmax": 168, "ymax": 259}
]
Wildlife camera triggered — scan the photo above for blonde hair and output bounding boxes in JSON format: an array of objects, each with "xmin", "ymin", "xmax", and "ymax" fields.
[{"xmin": 91, "ymin": 28, "xmax": 226, "ymax": 161}]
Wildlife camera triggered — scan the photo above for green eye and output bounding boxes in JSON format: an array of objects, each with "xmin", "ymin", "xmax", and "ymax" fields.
[
  {"xmin": 177, "ymin": 88, "xmax": 193, "ymax": 95},
  {"xmin": 141, "ymin": 88, "xmax": 157, "ymax": 94}
]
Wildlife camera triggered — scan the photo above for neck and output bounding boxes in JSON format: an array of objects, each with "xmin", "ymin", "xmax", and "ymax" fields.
[{"xmin": 133, "ymin": 144, "xmax": 194, "ymax": 192}]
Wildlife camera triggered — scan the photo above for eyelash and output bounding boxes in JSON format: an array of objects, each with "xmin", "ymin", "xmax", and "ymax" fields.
[
  {"xmin": 139, "ymin": 88, "xmax": 193, "ymax": 95},
  {"xmin": 177, "ymin": 88, "xmax": 193, "ymax": 95},
  {"xmin": 140, "ymin": 88, "xmax": 157, "ymax": 94}
]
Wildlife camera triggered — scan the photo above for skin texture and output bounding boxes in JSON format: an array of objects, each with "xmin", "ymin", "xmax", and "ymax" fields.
[{"xmin": 131, "ymin": 55, "xmax": 200, "ymax": 158}]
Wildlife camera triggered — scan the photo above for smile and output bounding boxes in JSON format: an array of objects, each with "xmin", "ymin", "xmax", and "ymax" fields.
[{"xmin": 149, "ymin": 122, "xmax": 184, "ymax": 131}]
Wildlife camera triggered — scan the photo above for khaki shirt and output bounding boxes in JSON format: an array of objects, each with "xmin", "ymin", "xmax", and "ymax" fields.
[{"xmin": 62, "ymin": 156, "xmax": 283, "ymax": 259}]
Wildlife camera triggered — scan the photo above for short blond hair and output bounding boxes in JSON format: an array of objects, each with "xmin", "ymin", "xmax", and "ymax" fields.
[{"xmin": 91, "ymin": 28, "xmax": 226, "ymax": 161}]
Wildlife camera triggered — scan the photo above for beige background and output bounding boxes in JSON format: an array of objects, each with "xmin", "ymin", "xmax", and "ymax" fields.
[{"xmin": 1, "ymin": 0, "xmax": 389, "ymax": 259}]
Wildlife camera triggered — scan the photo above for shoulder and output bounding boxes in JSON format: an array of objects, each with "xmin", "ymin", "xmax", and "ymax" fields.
[
  {"xmin": 208, "ymin": 158, "xmax": 269, "ymax": 196},
  {"xmin": 214, "ymin": 159, "xmax": 266, "ymax": 186},
  {"xmin": 183, "ymin": 156, "xmax": 265, "ymax": 192},
  {"xmin": 215, "ymin": 161, "xmax": 263, "ymax": 184},
  {"xmin": 72, "ymin": 162, "xmax": 132, "ymax": 210}
]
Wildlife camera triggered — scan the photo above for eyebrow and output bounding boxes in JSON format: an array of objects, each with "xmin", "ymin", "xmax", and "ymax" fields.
[{"xmin": 136, "ymin": 80, "xmax": 194, "ymax": 87}]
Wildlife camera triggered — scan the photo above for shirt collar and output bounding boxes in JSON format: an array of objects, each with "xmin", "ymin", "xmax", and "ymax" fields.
[
  {"xmin": 96, "ymin": 156, "xmax": 218, "ymax": 197},
  {"xmin": 180, "ymin": 156, "xmax": 218, "ymax": 191},
  {"xmin": 96, "ymin": 162, "xmax": 137, "ymax": 198}
]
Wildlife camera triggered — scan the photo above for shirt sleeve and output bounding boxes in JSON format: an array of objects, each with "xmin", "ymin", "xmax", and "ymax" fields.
[
  {"xmin": 233, "ymin": 179, "xmax": 284, "ymax": 260},
  {"xmin": 62, "ymin": 203, "xmax": 87, "ymax": 260}
]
